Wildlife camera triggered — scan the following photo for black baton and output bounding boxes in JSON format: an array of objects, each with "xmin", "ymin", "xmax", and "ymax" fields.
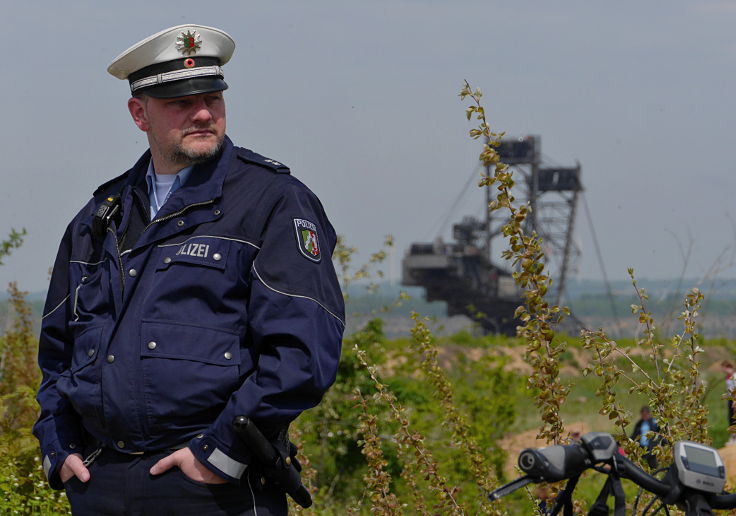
[{"xmin": 232, "ymin": 416, "xmax": 312, "ymax": 508}]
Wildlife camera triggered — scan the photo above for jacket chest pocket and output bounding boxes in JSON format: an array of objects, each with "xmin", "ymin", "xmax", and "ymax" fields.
[
  {"xmin": 56, "ymin": 324, "xmax": 104, "ymax": 424},
  {"xmin": 72, "ymin": 264, "xmax": 112, "ymax": 324},
  {"xmin": 139, "ymin": 320, "xmax": 243, "ymax": 432},
  {"xmin": 69, "ymin": 325, "xmax": 103, "ymax": 372},
  {"xmin": 145, "ymin": 237, "xmax": 252, "ymax": 323}
]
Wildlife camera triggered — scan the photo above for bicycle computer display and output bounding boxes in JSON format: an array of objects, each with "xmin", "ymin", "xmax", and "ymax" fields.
[{"xmin": 673, "ymin": 441, "xmax": 726, "ymax": 493}]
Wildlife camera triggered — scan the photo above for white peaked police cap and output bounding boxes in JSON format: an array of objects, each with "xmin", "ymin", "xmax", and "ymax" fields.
[{"xmin": 107, "ymin": 24, "xmax": 235, "ymax": 98}]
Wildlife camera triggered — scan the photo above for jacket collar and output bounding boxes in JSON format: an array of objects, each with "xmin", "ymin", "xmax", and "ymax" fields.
[
  {"xmin": 85, "ymin": 136, "xmax": 234, "ymax": 235},
  {"xmin": 94, "ymin": 135, "xmax": 234, "ymax": 201},
  {"xmin": 162, "ymin": 134, "xmax": 234, "ymax": 211}
]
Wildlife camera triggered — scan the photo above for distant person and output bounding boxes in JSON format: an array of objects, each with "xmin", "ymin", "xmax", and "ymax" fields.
[
  {"xmin": 631, "ymin": 406, "xmax": 660, "ymax": 468},
  {"xmin": 722, "ymin": 360, "xmax": 736, "ymax": 444}
]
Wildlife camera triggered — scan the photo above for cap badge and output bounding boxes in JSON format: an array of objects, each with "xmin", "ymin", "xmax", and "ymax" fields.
[{"xmin": 176, "ymin": 30, "xmax": 202, "ymax": 55}]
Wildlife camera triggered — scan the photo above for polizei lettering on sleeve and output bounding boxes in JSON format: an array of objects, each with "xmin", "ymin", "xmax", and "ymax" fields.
[
  {"xmin": 293, "ymin": 218, "xmax": 322, "ymax": 263},
  {"xmin": 176, "ymin": 243, "xmax": 210, "ymax": 258}
]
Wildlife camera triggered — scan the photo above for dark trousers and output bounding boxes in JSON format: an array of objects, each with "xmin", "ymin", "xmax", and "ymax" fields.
[
  {"xmin": 64, "ymin": 448, "xmax": 287, "ymax": 516},
  {"xmin": 729, "ymin": 400, "xmax": 736, "ymax": 428}
]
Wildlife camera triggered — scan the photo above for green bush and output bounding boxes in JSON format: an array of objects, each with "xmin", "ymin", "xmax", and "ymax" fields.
[{"xmin": 0, "ymin": 284, "xmax": 71, "ymax": 514}]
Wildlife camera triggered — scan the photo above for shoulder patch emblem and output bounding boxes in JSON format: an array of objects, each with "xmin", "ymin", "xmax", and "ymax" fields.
[{"xmin": 293, "ymin": 218, "xmax": 322, "ymax": 262}]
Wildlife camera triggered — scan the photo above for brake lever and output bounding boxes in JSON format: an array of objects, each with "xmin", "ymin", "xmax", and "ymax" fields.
[{"xmin": 488, "ymin": 475, "xmax": 536, "ymax": 501}]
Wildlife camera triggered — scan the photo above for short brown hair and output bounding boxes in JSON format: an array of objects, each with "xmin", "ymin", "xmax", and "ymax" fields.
[{"xmin": 722, "ymin": 360, "xmax": 734, "ymax": 369}]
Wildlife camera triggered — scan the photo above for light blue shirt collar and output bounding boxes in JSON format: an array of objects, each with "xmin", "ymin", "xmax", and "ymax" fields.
[{"xmin": 145, "ymin": 160, "xmax": 194, "ymax": 219}]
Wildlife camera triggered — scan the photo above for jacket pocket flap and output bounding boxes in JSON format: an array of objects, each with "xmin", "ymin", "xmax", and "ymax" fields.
[
  {"xmin": 70, "ymin": 325, "xmax": 103, "ymax": 371},
  {"xmin": 141, "ymin": 321, "xmax": 241, "ymax": 366},
  {"xmin": 156, "ymin": 238, "xmax": 230, "ymax": 271}
]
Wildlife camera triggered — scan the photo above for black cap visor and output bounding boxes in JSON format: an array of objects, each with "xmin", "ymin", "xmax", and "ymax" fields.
[
  {"xmin": 135, "ymin": 77, "xmax": 228, "ymax": 99},
  {"xmin": 128, "ymin": 57, "xmax": 226, "ymax": 99}
]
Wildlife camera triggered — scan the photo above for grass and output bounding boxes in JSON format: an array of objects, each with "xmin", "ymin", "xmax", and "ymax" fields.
[{"xmin": 510, "ymin": 361, "xmax": 731, "ymax": 447}]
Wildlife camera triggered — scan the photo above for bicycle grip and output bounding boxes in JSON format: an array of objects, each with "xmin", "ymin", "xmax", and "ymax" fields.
[{"xmin": 518, "ymin": 444, "xmax": 590, "ymax": 482}]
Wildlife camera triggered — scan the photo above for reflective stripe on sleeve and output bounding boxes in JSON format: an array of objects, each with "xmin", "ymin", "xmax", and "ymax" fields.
[
  {"xmin": 43, "ymin": 455, "xmax": 52, "ymax": 479},
  {"xmin": 207, "ymin": 447, "xmax": 247, "ymax": 479}
]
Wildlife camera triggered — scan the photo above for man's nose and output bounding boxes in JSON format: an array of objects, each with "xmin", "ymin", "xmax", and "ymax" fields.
[{"xmin": 191, "ymin": 100, "xmax": 213, "ymax": 123}]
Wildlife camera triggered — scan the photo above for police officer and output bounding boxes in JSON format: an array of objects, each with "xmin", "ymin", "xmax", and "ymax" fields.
[{"xmin": 33, "ymin": 25, "xmax": 344, "ymax": 515}]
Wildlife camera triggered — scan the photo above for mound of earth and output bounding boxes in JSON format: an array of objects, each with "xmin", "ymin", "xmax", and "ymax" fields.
[{"xmin": 719, "ymin": 442, "xmax": 736, "ymax": 485}]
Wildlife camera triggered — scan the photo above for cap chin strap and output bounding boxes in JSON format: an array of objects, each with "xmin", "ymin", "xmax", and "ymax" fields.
[{"xmin": 130, "ymin": 65, "xmax": 223, "ymax": 94}]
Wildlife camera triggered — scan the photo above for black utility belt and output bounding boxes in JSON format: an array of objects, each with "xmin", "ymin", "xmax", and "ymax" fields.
[{"xmin": 82, "ymin": 442, "xmax": 188, "ymax": 466}]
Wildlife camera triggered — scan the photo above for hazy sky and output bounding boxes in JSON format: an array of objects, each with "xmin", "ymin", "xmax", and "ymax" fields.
[{"xmin": 1, "ymin": 0, "xmax": 736, "ymax": 292}]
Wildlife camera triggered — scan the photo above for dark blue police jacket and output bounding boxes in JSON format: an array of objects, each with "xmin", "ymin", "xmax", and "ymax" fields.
[{"xmin": 33, "ymin": 136, "xmax": 345, "ymax": 488}]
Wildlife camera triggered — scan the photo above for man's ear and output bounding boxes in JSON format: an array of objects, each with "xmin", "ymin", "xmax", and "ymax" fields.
[{"xmin": 128, "ymin": 96, "xmax": 150, "ymax": 132}]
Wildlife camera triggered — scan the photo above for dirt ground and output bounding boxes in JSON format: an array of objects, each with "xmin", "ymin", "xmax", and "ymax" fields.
[{"xmin": 718, "ymin": 443, "xmax": 736, "ymax": 484}]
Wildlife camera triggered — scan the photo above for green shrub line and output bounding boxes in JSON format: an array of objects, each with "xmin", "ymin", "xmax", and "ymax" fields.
[{"xmin": 3, "ymin": 292, "xmax": 736, "ymax": 513}]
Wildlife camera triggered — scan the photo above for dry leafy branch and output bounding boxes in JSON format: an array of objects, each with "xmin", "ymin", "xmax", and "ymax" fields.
[
  {"xmin": 354, "ymin": 345, "xmax": 466, "ymax": 515},
  {"xmin": 460, "ymin": 80, "xmax": 569, "ymax": 443},
  {"xmin": 409, "ymin": 313, "xmax": 500, "ymax": 515},
  {"xmin": 354, "ymin": 388, "xmax": 401, "ymax": 515},
  {"xmin": 0, "ymin": 229, "xmax": 25, "ymax": 266},
  {"xmin": 582, "ymin": 269, "xmax": 710, "ymax": 468}
]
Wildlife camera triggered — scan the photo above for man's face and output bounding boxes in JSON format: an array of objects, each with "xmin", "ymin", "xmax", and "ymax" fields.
[
  {"xmin": 128, "ymin": 91, "xmax": 226, "ymax": 168},
  {"xmin": 641, "ymin": 410, "xmax": 651, "ymax": 421}
]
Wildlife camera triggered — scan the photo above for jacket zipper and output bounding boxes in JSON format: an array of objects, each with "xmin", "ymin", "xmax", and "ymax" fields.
[
  {"xmin": 107, "ymin": 227, "xmax": 125, "ymax": 296},
  {"xmin": 143, "ymin": 200, "xmax": 215, "ymax": 232},
  {"xmin": 102, "ymin": 199, "xmax": 213, "ymax": 300}
]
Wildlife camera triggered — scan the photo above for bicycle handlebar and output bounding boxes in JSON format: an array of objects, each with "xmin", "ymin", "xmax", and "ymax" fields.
[
  {"xmin": 614, "ymin": 454, "xmax": 674, "ymax": 499},
  {"xmin": 711, "ymin": 494, "xmax": 736, "ymax": 510},
  {"xmin": 517, "ymin": 431, "xmax": 617, "ymax": 482},
  {"xmin": 518, "ymin": 443, "xmax": 590, "ymax": 482},
  {"xmin": 490, "ymin": 432, "xmax": 736, "ymax": 514}
]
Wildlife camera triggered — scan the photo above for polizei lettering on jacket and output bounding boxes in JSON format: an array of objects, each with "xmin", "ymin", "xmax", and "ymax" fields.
[{"xmin": 176, "ymin": 243, "xmax": 210, "ymax": 258}]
